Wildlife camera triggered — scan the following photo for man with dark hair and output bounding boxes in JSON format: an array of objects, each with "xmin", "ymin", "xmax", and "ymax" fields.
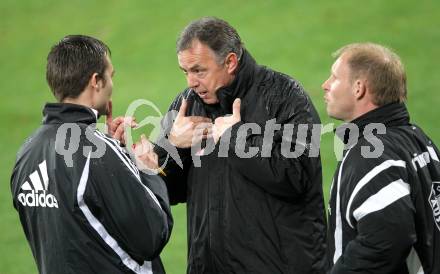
[
  {"xmin": 151, "ymin": 17, "xmax": 328, "ymax": 273},
  {"xmin": 11, "ymin": 35, "xmax": 172, "ymax": 274},
  {"xmin": 323, "ymin": 42, "xmax": 440, "ymax": 273}
]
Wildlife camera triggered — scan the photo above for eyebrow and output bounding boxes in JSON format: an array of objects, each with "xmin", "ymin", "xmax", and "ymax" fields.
[{"xmin": 180, "ymin": 64, "xmax": 203, "ymax": 71}]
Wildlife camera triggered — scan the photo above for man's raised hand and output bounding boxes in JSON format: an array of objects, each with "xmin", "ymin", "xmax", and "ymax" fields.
[
  {"xmin": 168, "ymin": 99, "xmax": 213, "ymax": 148},
  {"xmin": 213, "ymin": 98, "xmax": 241, "ymax": 143},
  {"xmin": 106, "ymin": 100, "xmax": 137, "ymax": 145},
  {"xmin": 133, "ymin": 134, "xmax": 160, "ymax": 173}
]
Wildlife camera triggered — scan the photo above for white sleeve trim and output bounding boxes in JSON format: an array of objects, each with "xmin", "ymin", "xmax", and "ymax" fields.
[
  {"xmin": 77, "ymin": 152, "xmax": 153, "ymax": 274},
  {"xmin": 94, "ymin": 131, "xmax": 162, "ymax": 210},
  {"xmin": 353, "ymin": 179, "xmax": 410, "ymax": 222},
  {"xmin": 346, "ymin": 160, "xmax": 406, "ymax": 228},
  {"xmin": 333, "ymin": 148, "xmax": 352, "ymax": 263}
]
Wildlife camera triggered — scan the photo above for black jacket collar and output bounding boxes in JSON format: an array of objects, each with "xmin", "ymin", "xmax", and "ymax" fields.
[
  {"xmin": 336, "ymin": 102, "xmax": 410, "ymax": 143},
  {"xmin": 42, "ymin": 103, "xmax": 97, "ymax": 125},
  {"xmin": 214, "ymin": 49, "xmax": 260, "ymax": 113},
  {"xmin": 351, "ymin": 102, "xmax": 410, "ymax": 130}
]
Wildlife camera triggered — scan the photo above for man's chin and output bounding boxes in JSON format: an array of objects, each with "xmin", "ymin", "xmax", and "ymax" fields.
[
  {"xmin": 328, "ymin": 113, "xmax": 344, "ymax": 122},
  {"xmin": 326, "ymin": 108, "xmax": 338, "ymax": 120},
  {"xmin": 201, "ymin": 97, "xmax": 219, "ymax": 105}
]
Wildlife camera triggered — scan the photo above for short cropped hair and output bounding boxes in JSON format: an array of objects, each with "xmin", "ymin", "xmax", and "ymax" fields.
[
  {"xmin": 334, "ymin": 43, "xmax": 407, "ymax": 106},
  {"xmin": 176, "ymin": 17, "xmax": 243, "ymax": 64},
  {"xmin": 46, "ymin": 35, "xmax": 111, "ymax": 101}
]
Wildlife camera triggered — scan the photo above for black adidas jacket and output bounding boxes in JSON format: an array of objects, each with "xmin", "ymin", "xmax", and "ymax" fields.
[
  {"xmin": 327, "ymin": 103, "xmax": 440, "ymax": 273},
  {"xmin": 155, "ymin": 50, "xmax": 328, "ymax": 273},
  {"xmin": 11, "ymin": 103, "xmax": 173, "ymax": 274}
]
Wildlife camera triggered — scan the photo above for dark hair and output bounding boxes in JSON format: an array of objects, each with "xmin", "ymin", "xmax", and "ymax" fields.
[
  {"xmin": 176, "ymin": 17, "xmax": 243, "ymax": 63},
  {"xmin": 334, "ymin": 43, "xmax": 407, "ymax": 106},
  {"xmin": 46, "ymin": 35, "xmax": 111, "ymax": 101}
]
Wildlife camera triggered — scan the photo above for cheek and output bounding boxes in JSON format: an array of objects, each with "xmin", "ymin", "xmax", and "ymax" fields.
[
  {"xmin": 328, "ymin": 83, "xmax": 339, "ymax": 98},
  {"xmin": 203, "ymin": 76, "xmax": 217, "ymax": 92},
  {"xmin": 330, "ymin": 82, "xmax": 345, "ymax": 100}
]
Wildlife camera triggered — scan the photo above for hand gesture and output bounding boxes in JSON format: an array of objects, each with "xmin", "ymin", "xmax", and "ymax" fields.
[
  {"xmin": 168, "ymin": 99, "xmax": 213, "ymax": 148},
  {"xmin": 213, "ymin": 98, "xmax": 241, "ymax": 143},
  {"xmin": 106, "ymin": 100, "xmax": 137, "ymax": 145},
  {"xmin": 133, "ymin": 134, "xmax": 161, "ymax": 173}
]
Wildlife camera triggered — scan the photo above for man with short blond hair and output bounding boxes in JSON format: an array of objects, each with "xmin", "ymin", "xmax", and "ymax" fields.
[{"xmin": 323, "ymin": 42, "xmax": 440, "ymax": 273}]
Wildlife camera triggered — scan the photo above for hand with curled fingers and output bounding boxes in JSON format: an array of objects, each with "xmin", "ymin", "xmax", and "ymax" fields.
[
  {"xmin": 106, "ymin": 100, "xmax": 138, "ymax": 146},
  {"xmin": 132, "ymin": 134, "xmax": 163, "ymax": 175},
  {"xmin": 168, "ymin": 99, "xmax": 213, "ymax": 148}
]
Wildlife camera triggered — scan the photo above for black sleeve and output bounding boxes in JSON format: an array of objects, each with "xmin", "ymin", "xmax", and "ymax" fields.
[
  {"xmin": 139, "ymin": 171, "xmax": 173, "ymax": 236},
  {"xmin": 331, "ymin": 154, "xmax": 417, "ymax": 273},
  {"xmin": 331, "ymin": 198, "xmax": 416, "ymax": 273},
  {"xmin": 84, "ymin": 139, "xmax": 171, "ymax": 262},
  {"xmin": 155, "ymin": 142, "xmax": 190, "ymax": 205}
]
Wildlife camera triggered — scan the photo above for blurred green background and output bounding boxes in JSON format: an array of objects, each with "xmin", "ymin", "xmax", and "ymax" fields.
[{"xmin": 1, "ymin": 0, "xmax": 439, "ymax": 273}]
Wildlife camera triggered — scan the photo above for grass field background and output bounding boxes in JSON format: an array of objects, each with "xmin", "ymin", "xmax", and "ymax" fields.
[{"xmin": 1, "ymin": 1, "xmax": 439, "ymax": 273}]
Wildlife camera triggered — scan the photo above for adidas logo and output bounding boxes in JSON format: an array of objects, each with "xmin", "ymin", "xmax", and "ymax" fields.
[{"xmin": 17, "ymin": 160, "xmax": 58, "ymax": 208}]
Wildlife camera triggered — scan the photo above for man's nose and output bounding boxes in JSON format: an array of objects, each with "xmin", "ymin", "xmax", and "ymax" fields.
[
  {"xmin": 186, "ymin": 74, "xmax": 199, "ymax": 88},
  {"xmin": 321, "ymin": 79, "xmax": 329, "ymax": 92}
]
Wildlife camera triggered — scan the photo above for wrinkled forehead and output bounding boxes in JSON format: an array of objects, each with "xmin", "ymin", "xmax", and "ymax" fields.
[{"xmin": 177, "ymin": 41, "xmax": 218, "ymax": 68}]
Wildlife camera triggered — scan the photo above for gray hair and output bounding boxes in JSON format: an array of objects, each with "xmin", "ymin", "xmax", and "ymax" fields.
[{"xmin": 176, "ymin": 17, "xmax": 243, "ymax": 64}]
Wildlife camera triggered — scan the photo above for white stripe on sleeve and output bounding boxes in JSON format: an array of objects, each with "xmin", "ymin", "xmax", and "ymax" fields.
[
  {"xmin": 346, "ymin": 160, "xmax": 406, "ymax": 228},
  {"xmin": 77, "ymin": 152, "xmax": 153, "ymax": 274},
  {"xmin": 353, "ymin": 179, "xmax": 410, "ymax": 221},
  {"xmin": 333, "ymin": 149, "xmax": 352, "ymax": 264},
  {"xmin": 93, "ymin": 131, "xmax": 162, "ymax": 210}
]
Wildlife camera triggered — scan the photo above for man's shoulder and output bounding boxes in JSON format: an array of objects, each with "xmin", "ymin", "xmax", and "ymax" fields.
[
  {"xmin": 15, "ymin": 125, "xmax": 53, "ymax": 161},
  {"xmin": 346, "ymin": 136, "xmax": 403, "ymax": 163},
  {"xmin": 341, "ymin": 139, "xmax": 409, "ymax": 186},
  {"xmin": 358, "ymin": 123, "xmax": 433, "ymax": 162},
  {"xmin": 255, "ymin": 66, "xmax": 318, "ymax": 122},
  {"xmin": 258, "ymin": 66, "xmax": 305, "ymax": 96}
]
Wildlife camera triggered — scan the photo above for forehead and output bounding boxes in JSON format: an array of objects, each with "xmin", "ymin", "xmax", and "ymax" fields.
[
  {"xmin": 177, "ymin": 40, "xmax": 218, "ymax": 68},
  {"xmin": 332, "ymin": 55, "xmax": 350, "ymax": 75},
  {"xmin": 104, "ymin": 54, "xmax": 114, "ymax": 71}
]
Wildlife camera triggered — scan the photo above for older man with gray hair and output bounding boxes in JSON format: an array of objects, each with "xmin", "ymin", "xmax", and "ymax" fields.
[{"xmin": 152, "ymin": 17, "xmax": 328, "ymax": 273}]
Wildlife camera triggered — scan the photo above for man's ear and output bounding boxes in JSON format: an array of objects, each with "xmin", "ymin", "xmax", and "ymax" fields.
[
  {"xmin": 89, "ymin": 72, "xmax": 100, "ymax": 90},
  {"xmin": 225, "ymin": 52, "xmax": 239, "ymax": 74},
  {"xmin": 354, "ymin": 79, "xmax": 367, "ymax": 100}
]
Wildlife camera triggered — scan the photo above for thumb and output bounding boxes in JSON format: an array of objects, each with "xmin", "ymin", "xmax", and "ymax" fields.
[
  {"xmin": 232, "ymin": 98, "xmax": 241, "ymax": 119},
  {"xmin": 178, "ymin": 98, "xmax": 188, "ymax": 118}
]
